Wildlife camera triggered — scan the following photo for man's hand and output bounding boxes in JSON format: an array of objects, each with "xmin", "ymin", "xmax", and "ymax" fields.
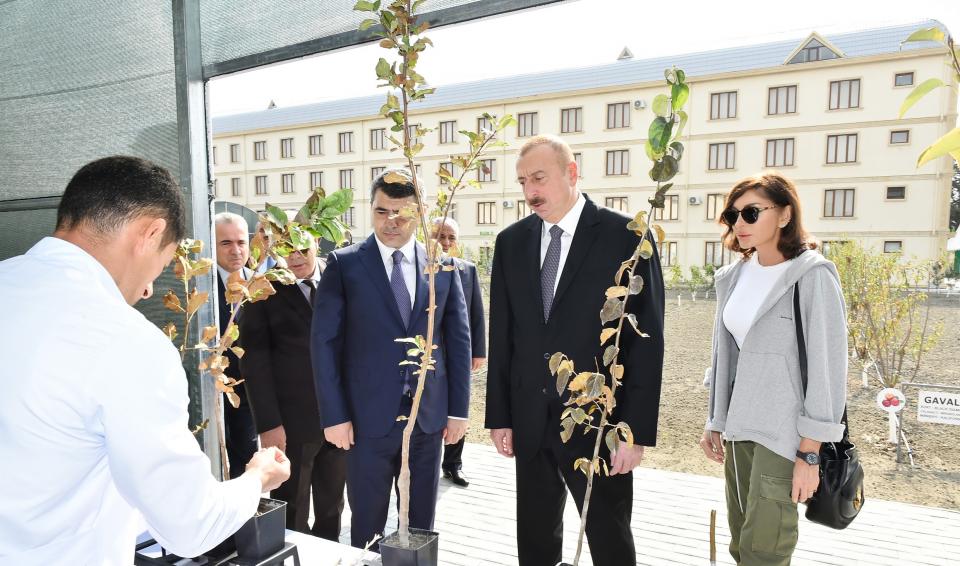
[
  {"xmin": 245, "ymin": 446, "xmax": 291, "ymax": 492},
  {"xmin": 324, "ymin": 421, "xmax": 354, "ymax": 450},
  {"xmin": 699, "ymin": 430, "xmax": 724, "ymax": 464},
  {"xmin": 259, "ymin": 425, "xmax": 286, "ymax": 452},
  {"xmin": 609, "ymin": 444, "xmax": 644, "ymax": 475},
  {"xmin": 489, "ymin": 428, "xmax": 514, "ymax": 458},
  {"xmin": 443, "ymin": 419, "xmax": 468, "ymax": 445},
  {"xmin": 471, "ymin": 357, "xmax": 486, "ymax": 372}
]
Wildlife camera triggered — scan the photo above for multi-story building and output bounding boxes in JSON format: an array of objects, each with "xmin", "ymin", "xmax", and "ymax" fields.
[{"xmin": 212, "ymin": 20, "xmax": 957, "ymax": 269}]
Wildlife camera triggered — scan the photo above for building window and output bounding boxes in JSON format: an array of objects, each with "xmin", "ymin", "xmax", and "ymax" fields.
[
  {"xmin": 605, "ymin": 150, "xmax": 629, "ymax": 176},
  {"xmin": 890, "ymin": 130, "xmax": 910, "ymax": 144},
  {"xmin": 255, "ymin": 175, "xmax": 267, "ymax": 195},
  {"xmin": 884, "ymin": 241, "xmax": 903, "ymax": 254},
  {"xmin": 826, "ymin": 134, "xmax": 858, "ymax": 164},
  {"xmin": 406, "ymin": 124, "xmax": 420, "ymax": 145},
  {"xmin": 829, "ymin": 79, "xmax": 861, "ymax": 110},
  {"xmin": 309, "ymin": 135, "xmax": 323, "ymax": 156},
  {"xmin": 230, "ymin": 143, "xmax": 240, "ymax": 163},
  {"xmin": 370, "ymin": 128, "xmax": 386, "ymax": 151},
  {"xmin": 823, "ymin": 188, "xmax": 855, "ymax": 217},
  {"xmin": 439, "ymin": 161, "xmax": 462, "ymax": 185},
  {"xmin": 573, "ymin": 152, "xmax": 583, "ymax": 178},
  {"xmin": 765, "ymin": 138, "xmax": 795, "ymax": 167},
  {"xmin": 339, "ymin": 132, "xmax": 354, "ymax": 154},
  {"xmin": 605, "ymin": 196, "xmax": 629, "ymax": 212},
  {"xmin": 704, "ymin": 242, "xmax": 728, "ymax": 267},
  {"xmin": 477, "ymin": 115, "xmax": 493, "ymax": 134},
  {"xmin": 230, "ymin": 177, "xmax": 241, "ymax": 197},
  {"xmin": 660, "ymin": 241, "xmax": 678, "ymax": 267},
  {"xmin": 211, "ymin": 146, "xmax": 218, "ymax": 166},
  {"xmin": 280, "ymin": 137, "xmax": 294, "ymax": 158},
  {"xmin": 706, "ymin": 193, "xmax": 725, "ymax": 221},
  {"xmin": 281, "ymin": 173, "xmax": 295, "ymax": 194},
  {"xmin": 339, "ymin": 169, "xmax": 354, "ymax": 189},
  {"xmin": 788, "ymin": 38, "xmax": 838, "ymax": 64},
  {"xmin": 654, "ymin": 194, "xmax": 679, "ymax": 221},
  {"xmin": 516, "ymin": 200, "xmax": 530, "ymax": 221},
  {"xmin": 517, "ymin": 112, "xmax": 538, "ymax": 137},
  {"xmin": 477, "ymin": 201, "xmax": 496, "ymax": 225},
  {"xmin": 447, "ymin": 202, "xmax": 458, "ymax": 222},
  {"xmin": 371, "ymin": 166, "xmax": 386, "ymax": 180},
  {"xmin": 439, "ymin": 120, "xmax": 456, "ymax": 144},
  {"xmin": 561, "ymin": 107, "xmax": 583, "ymax": 133},
  {"xmin": 886, "ymin": 186, "xmax": 906, "ymax": 200},
  {"xmin": 212, "ymin": 179, "xmax": 218, "ymax": 197},
  {"xmin": 708, "ymin": 143, "xmax": 736, "ymax": 170},
  {"xmin": 478, "ymin": 159, "xmax": 496, "ymax": 183},
  {"xmin": 341, "ymin": 206, "xmax": 356, "ymax": 228},
  {"xmin": 894, "ymin": 72, "xmax": 914, "ymax": 87},
  {"xmin": 710, "ymin": 91, "xmax": 737, "ymax": 120},
  {"xmin": 767, "ymin": 85, "xmax": 797, "ymax": 115},
  {"xmin": 309, "ymin": 171, "xmax": 323, "ymax": 190},
  {"xmin": 607, "ymin": 102, "xmax": 630, "ymax": 129},
  {"xmin": 253, "ymin": 141, "xmax": 266, "ymax": 161}
]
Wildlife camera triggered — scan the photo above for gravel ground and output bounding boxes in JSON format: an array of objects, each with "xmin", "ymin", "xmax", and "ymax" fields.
[{"xmin": 464, "ymin": 297, "xmax": 960, "ymax": 510}]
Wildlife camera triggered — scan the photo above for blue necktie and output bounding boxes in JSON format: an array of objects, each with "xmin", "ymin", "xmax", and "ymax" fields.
[
  {"xmin": 390, "ymin": 250, "xmax": 412, "ymax": 329},
  {"xmin": 541, "ymin": 225, "xmax": 563, "ymax": 322}
]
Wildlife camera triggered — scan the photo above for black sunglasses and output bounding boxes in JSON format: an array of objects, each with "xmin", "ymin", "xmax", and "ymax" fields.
[{"xmin": 721, "ymin": 205, "xmax": 778, "ymax": 226}]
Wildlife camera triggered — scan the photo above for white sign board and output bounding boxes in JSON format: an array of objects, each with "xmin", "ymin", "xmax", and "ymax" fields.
[{"xmin": 917, "ymin": 390, "xmax": 960, "ymax": 425}]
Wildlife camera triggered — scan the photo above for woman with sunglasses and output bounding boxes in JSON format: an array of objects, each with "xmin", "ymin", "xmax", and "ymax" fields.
[{"xmin": 699, "ymin": 173, "xmax": 848, "ymax": 566}]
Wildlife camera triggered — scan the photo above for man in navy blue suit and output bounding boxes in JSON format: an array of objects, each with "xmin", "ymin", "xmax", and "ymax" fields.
[
  {"xmin": 311, "ymin": 169, "xmax": 471, "ymax": 549},
  {"xmin": 431, "ymin": 217, "xmax": 486, "ymax": 488}
]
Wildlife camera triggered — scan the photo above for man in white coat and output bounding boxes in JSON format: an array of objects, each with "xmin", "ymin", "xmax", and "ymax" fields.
[{"xmin": 0, "ymin": 156, "xmax": 290, "ymax": 565}]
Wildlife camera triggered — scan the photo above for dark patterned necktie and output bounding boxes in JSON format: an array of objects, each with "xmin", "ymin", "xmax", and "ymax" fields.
[
  {"xmin": 390, "ymin": 250, "xmax": 412, "ymax": 328},
  {"xmin": 540, "ymin": 225, "xmax": 563, "ymax": 322}
]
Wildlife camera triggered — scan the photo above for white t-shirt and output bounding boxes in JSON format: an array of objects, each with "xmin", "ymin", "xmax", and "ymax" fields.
[{"xmin": 723, "ymin": 254, "xmax": 794, "ymax": 348}]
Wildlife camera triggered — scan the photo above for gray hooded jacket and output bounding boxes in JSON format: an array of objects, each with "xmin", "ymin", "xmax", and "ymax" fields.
[{"xmin": 705, "ymin": 250, "xmax": 848, "ymax": 462}]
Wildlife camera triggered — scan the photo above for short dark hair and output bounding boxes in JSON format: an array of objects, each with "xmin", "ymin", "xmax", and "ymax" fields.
[
  {"xmin": 369, "ymin": 167, "xmax": 418, "ymax": 202},
  {"xmin": 56, "ymin": 156, "xmax": 186, "ymax": 245},
  {"xmin": 721, "ymin": 173, "xmax": 817, "ymax": 260}
]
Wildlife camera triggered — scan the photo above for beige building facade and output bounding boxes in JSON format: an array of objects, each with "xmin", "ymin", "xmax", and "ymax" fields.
[{"xmin": 212, "ymin": 22, "xmax": 957, "ymax": 269}]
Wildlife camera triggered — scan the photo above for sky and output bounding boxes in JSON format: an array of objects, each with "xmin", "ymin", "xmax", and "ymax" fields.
[{"xmin": 208, "ymin": 0, "xmax": 960, "ymax": 116}]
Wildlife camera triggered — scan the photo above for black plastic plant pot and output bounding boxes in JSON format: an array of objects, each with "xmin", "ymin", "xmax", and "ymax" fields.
[
  {"xmin": 379, "ymin": 528, "xmax": 439, "ymax": 566},
  {"xmin": 233, "ymin": 498, "xmax": 287, "ymax": 559}
]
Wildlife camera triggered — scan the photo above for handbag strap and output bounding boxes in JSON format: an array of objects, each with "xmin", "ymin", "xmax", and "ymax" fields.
[{"xmin": 793, "ymin": 281, "xmax": 850, "ymax": 441}]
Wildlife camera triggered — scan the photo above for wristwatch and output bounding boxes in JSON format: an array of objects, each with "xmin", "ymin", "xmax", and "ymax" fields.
[{"xmin": 796, "ymin": 450, "xmax": 820, "ymax": 466}]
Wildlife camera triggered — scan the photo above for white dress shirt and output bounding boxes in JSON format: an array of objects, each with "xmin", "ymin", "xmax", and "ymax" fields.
[
  {"xmin": 296, "ymin": 264, "xmax": 322, "ymax": 303},
  {"xmin": 375, "ymin": 234, "xmax": 417, "ymax": 309},
  {"xmin": 0, "ymin": 238, "xmax": 261, "ymax": 565},
  {"xmin": 539, "ymin": 192, "xmax": 587, "ymax": 295}
]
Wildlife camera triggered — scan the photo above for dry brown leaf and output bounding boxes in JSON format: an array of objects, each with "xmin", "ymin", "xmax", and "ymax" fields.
[
  {"xmin": 163, "ymin": 322, "xmax": 178, "ymax": 342},
  {"xmin": 600, "ymin": 327, "xmax": 617, "ymax": 346},
  {"xmin": 163, "ymin": 291, "xmax": 184, "ymax": 313},
  {"xmin": 226, "ymin": 391, "xmax": 241, "ymax": 408},
  {"xmin": 548, "ymin": 352, "xmax": 564, "ymax": 375},
  {"xmin": 230, "ymin": 346, "xmax": 245, "ymax": 359},
  {"xmin": 186, "ymin": 289, "xmax": 208, "ymax": 317},
  {"xmin": 605, "ymin": 286, "xmax": 628, "ymax": 299},
  {"xmin": 246, "ymin": 274, "xmax": 277, "ymax": 303},
  {"xmin": 200, "ymin": 325, "xmax": 218, "ymax": 344}
]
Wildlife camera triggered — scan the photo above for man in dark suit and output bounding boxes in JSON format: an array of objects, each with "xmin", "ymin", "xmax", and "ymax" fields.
[
  {"xmin": 484, "ymin": 135, "xmax": 665, "ymax": 566},
  {"xmin": 431, "ymin": 217, "xmax": 486, "ymax": 488},
  {"xmin": 213, "ymin": 212, "xmax": 258, "ymax": 479},
  {"xmin": 239, "ymin": 237, "xmax": 346, "ymax": 540},
  {"xmin": 312, "ymin": 169, "xmax": 472, "ymax": 549}
]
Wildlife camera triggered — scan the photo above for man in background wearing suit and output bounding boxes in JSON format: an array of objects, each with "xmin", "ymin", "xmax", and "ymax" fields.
[
  {"xmin": 430, "ymin": 217, "xmax": 485, "ymax": 488},
  {"xmin": 484, "ymin": 135, "xmax": 665, "ymax": 566},
  {"xmin": 214, "ymin": 212, "xmax": 258, "ymax": 478},
  {"xmin": 239, "ymin": 237, "xmax": 346, "ymax": 540},
  {"xmin": 312, "ymin": 169, "xmax": 472, "ymax": 549}
]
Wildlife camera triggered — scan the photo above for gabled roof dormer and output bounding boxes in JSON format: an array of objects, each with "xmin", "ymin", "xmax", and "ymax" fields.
[{"xmin": 784, "ymin": 32, "xmax": 844, "ymax": 64}]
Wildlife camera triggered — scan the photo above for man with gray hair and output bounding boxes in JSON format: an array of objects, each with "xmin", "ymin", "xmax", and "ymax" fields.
[
  {"xmin": 430, "ymin": 216, "xmax": 486, "ymax": 488},
  {"xmin": 214, "ymin": 212, "xmax": 258, "ymax": 478}
]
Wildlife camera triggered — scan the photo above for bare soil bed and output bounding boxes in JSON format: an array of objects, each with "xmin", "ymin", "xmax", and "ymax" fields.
[{"xmin": 465, "ymin": 297, "xmax": 960, "ymax": 510}]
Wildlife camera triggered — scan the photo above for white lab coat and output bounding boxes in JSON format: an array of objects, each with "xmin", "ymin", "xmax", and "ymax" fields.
[{"xmin": 0, "ymin": 238, "xmax": 261, "ymax": 565}]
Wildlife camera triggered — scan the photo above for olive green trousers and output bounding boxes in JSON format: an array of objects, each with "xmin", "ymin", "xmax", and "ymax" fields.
[{"xmin": 724, "ymin": 440, "xmax": 799, "ymax": 566}]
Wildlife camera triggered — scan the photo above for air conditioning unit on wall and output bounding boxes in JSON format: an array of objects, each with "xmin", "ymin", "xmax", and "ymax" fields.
[
  {"xmin": 502, "ymin": 200, "xmax": 514, "ymax": 208},
  {"xmin": 688, "ymin": 196, "xmax": 703, "ymax": 205}
]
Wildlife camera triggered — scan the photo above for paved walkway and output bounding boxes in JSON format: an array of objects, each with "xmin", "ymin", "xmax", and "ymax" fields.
[{"xmin": 337, "ymin": 442, "xmax": 960, "ymax": 565}]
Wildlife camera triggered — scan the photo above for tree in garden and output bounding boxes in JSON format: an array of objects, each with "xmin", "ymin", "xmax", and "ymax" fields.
[
  {"xmin": 352, "ymin": 0, "xmax": 513, "ymax": 547},
  {"xmin": 162, "ymin": 190, "xmax": 352, "ymax": 479},
  {"xmin": 549, "ymin": 68, "xmax": 689, "ymax": 566}
]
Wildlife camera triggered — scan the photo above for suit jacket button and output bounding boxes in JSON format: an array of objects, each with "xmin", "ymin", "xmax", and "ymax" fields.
[
  {"xmin": 541, "ymin": 387, "xmax": 547, "ymax": 395},
  {"xmin": 543, "ymin": 352, "xmax": 550, "ymax": 360}
]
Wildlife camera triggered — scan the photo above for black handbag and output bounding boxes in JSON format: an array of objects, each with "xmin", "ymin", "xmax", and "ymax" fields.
[{"xmin": 793, "ymin": 281, "xmax": 865, "ymax": 530}]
